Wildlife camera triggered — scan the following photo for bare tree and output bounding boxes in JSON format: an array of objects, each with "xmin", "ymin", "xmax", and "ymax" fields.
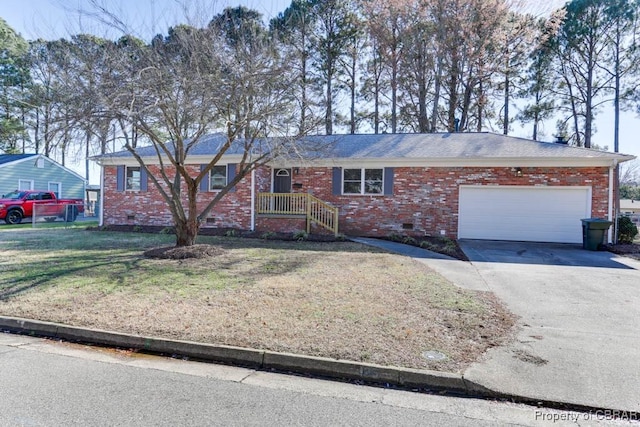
[
  {"xmin": 361, "ymin": 0, "xmax": 409, "ymax": 134},
  {"xmin": 75, "ymin": 14, "xmax": 301, "ymax": 246}
]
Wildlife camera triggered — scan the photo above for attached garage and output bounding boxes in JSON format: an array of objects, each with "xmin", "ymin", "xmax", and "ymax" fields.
[{"xmin": 458, "ymin": 185, "xmax": 592, "ymax": 243}]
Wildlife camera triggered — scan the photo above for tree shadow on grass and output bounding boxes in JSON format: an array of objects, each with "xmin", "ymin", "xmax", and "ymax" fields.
[{"xmin": 0, "ymin": 253, "xmax": 143, "ymax": 301}]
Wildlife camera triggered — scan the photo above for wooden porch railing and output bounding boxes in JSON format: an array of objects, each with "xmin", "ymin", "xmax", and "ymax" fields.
[{"xmin": 256, "ymin": 193, "xmax": 339, "ymax": 236}]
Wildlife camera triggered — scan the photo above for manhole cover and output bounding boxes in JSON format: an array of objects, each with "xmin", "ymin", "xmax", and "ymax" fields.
[{"xmin": 422, "ymin": 350, "xmax": 447, "ymax": 361}]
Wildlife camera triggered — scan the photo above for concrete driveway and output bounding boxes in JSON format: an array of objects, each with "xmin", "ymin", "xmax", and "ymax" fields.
[{"xmin": 456, "ymin": 240, "xmax": 640, "ymax": 412}]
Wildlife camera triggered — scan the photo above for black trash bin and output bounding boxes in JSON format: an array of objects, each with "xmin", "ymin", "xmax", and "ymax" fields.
[{"xmin": 580, "ymin": 218, "xmax": 613, "ymax": 251}]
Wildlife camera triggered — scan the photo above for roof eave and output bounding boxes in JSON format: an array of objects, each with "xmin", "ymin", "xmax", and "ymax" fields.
[{"xmin": 271, "ymin": 155, "xmax": 634, "ymax": 168}]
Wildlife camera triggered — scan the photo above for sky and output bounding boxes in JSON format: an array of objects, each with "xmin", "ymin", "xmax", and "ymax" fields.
[{"xmin": 1, "ymin": 0, "xmax": 639, "ymax": 184}]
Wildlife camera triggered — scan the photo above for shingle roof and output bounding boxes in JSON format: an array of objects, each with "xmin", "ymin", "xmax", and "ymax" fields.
[
  {"xmin": 0, "ymin": 154, "xmax": 37, "ymax": 166},
  {"xmin": 300, "ymin": 133, "xmax": 629, "ymax": 159},
  {"xmin": 106, "ymin": 133, "xmax": 245, "ymax": 158},
  {"xmin": 99, "ymin": 132, "xmax": 633, "ymax": 161}
]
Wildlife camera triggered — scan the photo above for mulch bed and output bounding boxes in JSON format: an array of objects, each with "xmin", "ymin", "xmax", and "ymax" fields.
[
  {"xmin": 91, "ymin": 225, "xmax": 469, "ymax": 260},
  {"xmin": 604, "ymin": 243, "xmax": 640, "ymax": 260},
  {"xmin": 143, "ymin": 244, "xmax": 226, "ymax": 259}
]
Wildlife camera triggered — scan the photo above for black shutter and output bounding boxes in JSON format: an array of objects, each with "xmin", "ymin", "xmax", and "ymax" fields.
[
  {"xmin": 199, "ymin": 164, "xmax": 209, "ymax": 191},
  {"xmin": 116, "ymin": 166, "xmax": 125, "ymax": 192},
  {"xmin": 332, "ymin": 167, "xmax": 342, "ymax": 195},
  {"xmin": 140, "ymin": 167, "xmax": 148, "ymax": 191},
  {"xmin": 383, "ymin": 167, "xmax": 394, "ymax": 195}
]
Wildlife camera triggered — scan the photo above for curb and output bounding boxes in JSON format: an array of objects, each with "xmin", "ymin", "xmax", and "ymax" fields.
[
  {"xmin": 0, "ymin": 315, "xmax": 488, "ymax": 397},
  {"xmin": 0, "ymin": 315, "xmax": 632, "ymax": 415}
]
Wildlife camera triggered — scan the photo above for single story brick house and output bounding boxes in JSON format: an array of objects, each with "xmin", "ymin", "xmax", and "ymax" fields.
[{"xmin": 94, "ymin": 133, "xmax": 634, "ymax": 244}]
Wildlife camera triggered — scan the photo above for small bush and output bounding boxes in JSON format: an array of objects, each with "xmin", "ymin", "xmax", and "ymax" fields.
[
  {"xmin": 293, "ymin": 230, "xmax": 309, "ymax": 241},
  {"xmin": 419, "ymin": 240, "xmax": 437, "ymax": 251},
  {"xmin": 224, "ymin": 229, "xmax": 237, "ymax": 237},
  {"xmin": 617, "ymin": 216, "xmax": 639, "ymax": 244},
  {"xmin": 261, "ymin": 231, "xmax": 277, "ymax": 240},
  {"xmin": 132, "ymin": 225, "xmax": 143, "ymax": 232},
  {"xmin": 387, "ymin": 232, "xmax": 403, "ymax": 242},
  {"xmin": 159, "ymin": 227, "xmax": 173, "ymax": 235},
  {"xmin": 335, "ymin": 233, "xmax": 346, "ymax": 241},
  {"xmin": 402, "ymin": 236, "xmax": 417, "ymax": 245}
]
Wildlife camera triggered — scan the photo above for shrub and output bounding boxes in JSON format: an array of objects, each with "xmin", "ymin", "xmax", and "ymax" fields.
[
  {"xmin": 132, "ymin": 225, "xmax": 143, "ymax": 232},
  {"xmin": 159, "ymin": 227, "xmax": 173, "ymax": 235},
  {"xmin": 224, "ymin": 229, "xmax": 237, "ymax": 237},
  {"xmin": 261, "ymin": 231, "xmax": 277, "ymax": 240},
  {"xmin": 617, "ymin": 216, "xmax": 639, "ymax": 244},
  {"xmin": 293, "ymin": 230, "xmax": 309, "ymax": 241},
  {"xmin": 419, "ymin": 240, "xmax": 437, "ymax": 251},
  {"xmin": 387, "ymin": 232, "xmax": 403, "ymax": 242},
  {"xmin": 402, "ymin": 236, "xmax": 417, "ymax": 245}
]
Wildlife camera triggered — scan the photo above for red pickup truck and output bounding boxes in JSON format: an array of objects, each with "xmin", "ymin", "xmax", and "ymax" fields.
[{"xmin": 0, "ymin": 190, "xmax": 84, "ymax": 225}]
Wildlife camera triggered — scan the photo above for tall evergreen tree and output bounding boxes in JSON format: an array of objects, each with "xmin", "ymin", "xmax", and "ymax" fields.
[{"xmin": 0, "ymin": 18, "xmax": 29, "ymax": 153}]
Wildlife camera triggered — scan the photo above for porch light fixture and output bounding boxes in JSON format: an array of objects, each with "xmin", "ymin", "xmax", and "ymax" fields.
[
  {"xmin": 294, "ymin": 167, "xmax": 300, "ymax": 174},
  {"xmin": 514, "ymin": 167, "xmax": 523, "ymax": 177}
]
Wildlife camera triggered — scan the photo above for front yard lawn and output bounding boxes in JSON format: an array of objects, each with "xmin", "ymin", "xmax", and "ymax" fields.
[{"xmin": 0, "ymin": 228, "xmax": 516, "ymax": 372}]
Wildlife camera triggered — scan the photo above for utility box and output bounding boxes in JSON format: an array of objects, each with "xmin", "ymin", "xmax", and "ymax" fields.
[{"xmin": 581, "ymin": 218, "xmax": 613, "ymax": 251}]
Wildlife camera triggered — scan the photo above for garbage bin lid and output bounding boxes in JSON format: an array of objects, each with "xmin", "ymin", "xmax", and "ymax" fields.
[{"xmin": 581, "ymin": 218, "xmax": 612, "ymax": 223}]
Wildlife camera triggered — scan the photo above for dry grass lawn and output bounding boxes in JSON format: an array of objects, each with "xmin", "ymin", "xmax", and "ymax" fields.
[{"xmin": 0, "ymin": 228, "xmax": 516, "ymax": 373}]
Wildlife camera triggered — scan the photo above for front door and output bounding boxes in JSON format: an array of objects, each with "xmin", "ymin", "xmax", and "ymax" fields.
[
  {"xmin": 273, "ymin": 169, "xmax": 291, "ymax": 212},
  {"xmin": 273, "ymin": 169, "xmax": 292, "ymax": 193}
]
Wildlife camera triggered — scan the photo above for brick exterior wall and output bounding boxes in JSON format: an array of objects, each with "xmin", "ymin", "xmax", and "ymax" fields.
[
  {"xmin": 104, "ymin": 164, "xmax": 268, "ymax": 230},
  {"xmin": 103, "ymin": 164, "xmax": 610, "ymax": 239}
]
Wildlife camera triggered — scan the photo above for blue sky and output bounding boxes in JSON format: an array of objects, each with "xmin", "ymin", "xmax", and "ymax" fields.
[{"xmin": 1, "ymin": 0, "xmax": 638, "ymax": 182}]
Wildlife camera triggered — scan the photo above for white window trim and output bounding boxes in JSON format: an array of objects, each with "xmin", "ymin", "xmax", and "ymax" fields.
[
  {"xmin": 18, "ymin": 179, "xmax": 34, "ymax": 191},
  {"xmin": 125, "ymin": 166, "xmax": 141, "ymax": 191},
  {"xmin": 209, "ymin": 165, "xmax": 228, "ymax": 191},
  {"xmin": 342, "ymin": 168, "xmax": 384, "ymax": 195},
  {"xmin": 48, "ymin": 182, "xmax": 62, "ymax": 198}
]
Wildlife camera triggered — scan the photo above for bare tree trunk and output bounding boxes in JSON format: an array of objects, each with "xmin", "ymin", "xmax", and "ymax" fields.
[
  {"xmin": 174, "ymin": 182, "xmax": 200, "ymax": 246},
  {"xmin": 503, "ymin": 72, "xmax": 509, "ymax": 135},
  {"xmin": 563, "ymin": 73, "xmax": 582, "ymax": 147},
  {"xmin": 584, "ymin": 62, "xmax": 593, "ymax": 148},
  {"xmin": 391, "ymin": 48, "xmax": 398, "ymax": 134},
  {"xmin": 326, "ymin": 65, "xmax": 333, "ymax": 134},
  {"xmin": 447, "ymin": 46, "xmax": 459, "ymax": 132},
  {"xmin": 349, "ymin": 44, "xmax": 357, "ymax": 134},
  {"xmin": 300, "ymin": 30, "xmax": 308, "ymax": 136},
  {"xmin": 34, "ymin": 109, "xmax": 40, "ymax": 153},
  {"xmin": 430, "ymin": 57, "xmax": 442, "ymax": 133}
]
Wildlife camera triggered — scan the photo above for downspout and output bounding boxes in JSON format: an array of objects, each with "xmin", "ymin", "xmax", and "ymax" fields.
[
  {"xmin": 99, "ymin": 163, "xmax": 105, "ymax": 227},
  {"xmin": 608, "ymin": 161, "xmax": 618, "ymax": 244},
  {"xmin": 250, "ymin": 168, "xmax": 255, "ymax": 231},
  {"xmin": 612, "ymin": 160, "xmax": 619, "ymax": 244}
]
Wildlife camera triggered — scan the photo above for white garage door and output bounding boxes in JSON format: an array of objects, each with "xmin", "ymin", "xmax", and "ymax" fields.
[{"xmin": 458, "ymin": 186, "xmax": 592, "ymax": 243}]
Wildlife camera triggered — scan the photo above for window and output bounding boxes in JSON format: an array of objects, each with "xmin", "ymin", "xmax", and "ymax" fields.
[
  {"xmin": 343, "ymin": 168, "xmax": 383, "ymax": 195},
  {"xmin": 18, "ymin": 180, "xmax": 33, "ymax": 191},
  {"xmin": 36, "ymin": 158, "xmax": 45, "ymax": 168},
  {"xmin": 48, "ymin": 182, "xmax": 61, "ymax": 198},
  {"xmin": 126, "ymin": 166, "xmax": 141, "ymax": 191},
  {"xmin": 209, "ymin": 165, "xmax": 227, "ymax": 190}
]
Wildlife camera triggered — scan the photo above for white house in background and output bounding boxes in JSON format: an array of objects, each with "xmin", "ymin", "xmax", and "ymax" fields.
[
  {"xmin": 620, "ymin": 199, "xmax": 640, "ymax": 225},
  {"xmin": 0, "ymin": 154, "xmax": 86, "ymax": 199}
]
